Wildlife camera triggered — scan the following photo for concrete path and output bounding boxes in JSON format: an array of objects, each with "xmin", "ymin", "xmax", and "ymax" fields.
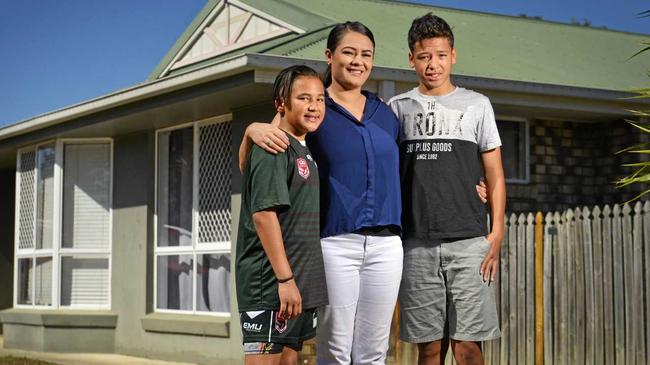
[{"xmin": 0, "ymin": 337, "xmax": 199, "ymax": 365}]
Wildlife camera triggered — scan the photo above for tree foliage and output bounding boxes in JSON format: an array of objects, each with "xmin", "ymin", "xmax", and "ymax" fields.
[{"xmin": 615, "ymin": 15, "xmax": 650, "ymax": 201}]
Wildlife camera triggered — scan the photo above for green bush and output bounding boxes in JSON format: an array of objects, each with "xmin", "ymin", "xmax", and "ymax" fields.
[{"xmin": 615, "ymin": 14, "xmax": 650, "ymax": 201}]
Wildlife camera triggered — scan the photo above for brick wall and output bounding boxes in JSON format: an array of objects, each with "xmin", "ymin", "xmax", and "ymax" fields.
[{"xmin": 506, "ymin": 119, "xmax": 647, "ymax": 214}]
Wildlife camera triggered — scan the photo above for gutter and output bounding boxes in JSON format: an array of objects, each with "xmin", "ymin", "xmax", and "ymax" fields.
[
  {"xmin": 246, "ymin": 53, "xmax": 648, "ymax": 102},
  {"xmin": 2, "ymin": 53, "xmax": 648, "ymax": 142},
  {"xmin": 0, "ymin": 53, "xmax": 253, "ymax": 141}
]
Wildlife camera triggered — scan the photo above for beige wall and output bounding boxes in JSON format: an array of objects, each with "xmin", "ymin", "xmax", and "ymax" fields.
[{"xmin": 0, "ymin": 169, "xmax": 15, "ymax": 334}]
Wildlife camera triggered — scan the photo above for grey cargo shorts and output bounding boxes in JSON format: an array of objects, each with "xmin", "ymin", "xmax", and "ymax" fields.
[{"xmin": 398, "ymin": 236, "xmax": 501, "ymax": 343}]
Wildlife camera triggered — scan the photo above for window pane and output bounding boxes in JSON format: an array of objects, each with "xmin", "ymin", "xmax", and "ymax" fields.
[
  {"xmin": 498, "ymin": 121, "xmax": 526, "ymax": 181},
  {"xmin": 35, "ymin": 257, "xmax": 53, "ymax": 306},
  {"xmin": 157, "ymin": 128, "xmax": 193, "ymax": 247},
  {"xmin": 17, "ymin": 150, "xmax": 36, "ymax": 250},
  {"xmin": 157, "ymin": 255, "xmax": 193, "ymax": 310},
  {"xmin": 196, "ymin": 253, "xmax": 231, "ymax": 313},
  {"xmin": 35, "ymin": 144, "xmax": 55, "ymax": 249},
  {"xmin": 62, "ymin": 143, "xmax": 111, "ymax": 249},
  {"xmin": 60, "ymin": 257, "xmax": 109, "ymax": 306},
  {"xmin": 198, "ymin": 122, "xmax": 232, "ymax": 243},
  {"xmin": 17, "ymin": 258, "xmax": 33, "ymax": 305}
]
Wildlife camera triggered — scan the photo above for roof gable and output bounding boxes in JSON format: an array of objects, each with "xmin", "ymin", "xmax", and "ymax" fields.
[{"xmin": 153, "ymin": 0, "xmax": 305, "ymax": 78}]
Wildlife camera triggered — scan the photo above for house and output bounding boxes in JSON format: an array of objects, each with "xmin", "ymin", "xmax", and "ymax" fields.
[{"xmin": 0, "ymin": 0, "xmax": 648, "ymax": 364}]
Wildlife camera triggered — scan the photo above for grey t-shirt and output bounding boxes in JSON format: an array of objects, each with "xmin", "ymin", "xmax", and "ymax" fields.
[{"xmin": 389, "ymin": 87, "xmax": 501, "ymax": 240}]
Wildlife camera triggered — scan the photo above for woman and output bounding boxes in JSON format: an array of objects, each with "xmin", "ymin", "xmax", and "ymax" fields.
[
  {"xmin": 241, "ymin": 22, "xmax": 401, "ymax": 365},
  {"xmin": 239, "ymin": 22, "xmax": 486, "ymax": 364}
]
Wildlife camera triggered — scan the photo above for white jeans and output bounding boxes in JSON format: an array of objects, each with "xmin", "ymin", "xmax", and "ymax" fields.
[{"xmin": 316, "ymin": 233, "xmax": 403, "ymax": 365}]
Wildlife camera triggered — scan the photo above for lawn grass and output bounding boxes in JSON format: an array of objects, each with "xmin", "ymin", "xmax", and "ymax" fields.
[{"xmin": 0, "ymin": 356, "xmax": 59, "ymax": 365}]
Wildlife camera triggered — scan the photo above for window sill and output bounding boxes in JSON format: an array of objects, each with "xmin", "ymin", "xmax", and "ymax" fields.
[
  {"xmin": 141, "ymin": 312, "xmax": 230, "ymax": 337},
  {"xmin": 0, "ymin": 308, "xmax": 117, "ymax": 328},
  {"xmin": 505, "ymin": 178, "xmax": 530, "ymax": 184}
]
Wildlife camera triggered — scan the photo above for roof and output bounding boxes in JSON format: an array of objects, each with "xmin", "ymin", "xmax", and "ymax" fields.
[
  {"xmin": 152, "ymin": 0, "xmax": 650, "ymax": 92},
  {"xmin": 2, "ymin": 0, "xmax": 649, "ymax": 142}
]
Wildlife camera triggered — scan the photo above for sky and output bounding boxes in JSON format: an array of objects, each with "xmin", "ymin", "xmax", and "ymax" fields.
[{"xmin": 0, "ymin": 0, "xmax": 648, "ymax": 127}]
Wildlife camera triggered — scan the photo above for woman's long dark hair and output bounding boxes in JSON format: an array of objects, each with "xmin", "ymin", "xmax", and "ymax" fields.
[{"xmin": 324, "ymin": 21, "xmax": 376, "ymax": 87}]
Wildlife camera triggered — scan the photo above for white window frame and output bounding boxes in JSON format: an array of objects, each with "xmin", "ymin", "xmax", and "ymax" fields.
[
  {"xmin": 13, "ymin": 138, "xmax": 113, "ymax": 310},
  {"xmin": 154, "ymin": 114, "xmax": 232, "ymax": 317},
  {"xmin": 496, "ymin": 116, "xmax": 530, "ymax": 184}
]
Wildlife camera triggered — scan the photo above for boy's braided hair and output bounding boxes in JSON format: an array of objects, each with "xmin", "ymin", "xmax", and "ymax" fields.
[{"xmin": 273, "ymin": 65, "xmax": 321, "ymax": 110}]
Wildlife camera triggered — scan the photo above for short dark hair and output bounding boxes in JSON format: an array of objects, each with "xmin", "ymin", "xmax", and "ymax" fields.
[
  {"xmin": 273, "ymin": 65, "xmax": 321, "ymax": 110},
  {"xmin": 324, "ymin": 21, "xmax": 375, "ymax": 87},
  {"xmin": 408, "ymin": 13, "xmax": 454, "ymax": 51}
]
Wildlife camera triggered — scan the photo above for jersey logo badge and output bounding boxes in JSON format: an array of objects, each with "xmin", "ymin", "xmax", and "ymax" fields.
[
  {"xmin": 275, "ymin": 312, "xmax": 288, "ymax": 333},
  {"xmin": 297, "ymin": 158, "xmax": 310, "ymax": 179}
]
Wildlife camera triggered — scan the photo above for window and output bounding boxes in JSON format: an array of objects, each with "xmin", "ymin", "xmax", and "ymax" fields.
[
  {"xmin": 14, "ymin": 140, "xmax": 112, "ymax": 309},
  {"xmin": 497, "ymin": 119, "xmax": 529, "ymax": 183},
  {"xmin": 155, "ymin": 116, "xmax": 232, "ymax": 316}
]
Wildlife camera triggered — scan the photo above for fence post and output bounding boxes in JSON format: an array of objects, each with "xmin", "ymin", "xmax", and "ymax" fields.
[
  {"xmin": 582, "ymin": 206, "xmax": 595, "ymax": 365},
  {"xmin": 591, "ymin": 205, "xmax": 605, "ymax": 365},
  {"xmin": 517, "ymin": 213, "xmax": 527, "ymax": 365},
  {"xmin": 642, "ymin": 200, "xmax": 650, "ymax": 362},
  {"xmin": 508, "ymin": 213, "xmax": 518, "ymax": 365},
  {"xmin": 566, "ymin": 209, "xmax": 577, "ymax": 363},
  {"xmin": 602, "ymin": 205, "xmax": 615, "ymax": 365},
  {"xmin": 622, "ymin": 204, "xmax": 635, "ymax": 365},
  {"xmin": 527, "ymin": 213, "xmax": 536, "ymax": 365},
  {"xmin": 543, "ymin": 212, "xmax": 555, "ymax": 365},
  {"xmin": 574, "ymin": 208, "xmax": 586, "ymax": 365},
  {"xmin": 644, "ymin": 201, "xmax": 650, "ymax": 365},
  {"xmin": 633, "ymin": 202, "xmax": 646, "ymax": 364},
  {"xmin": 557, "ymin": 211, "xmax": 567, "ymax": 365},
  {"xmin": 612, "ymin": 204, "xmax": 625, "ymax": 364},
  {"xmin": 500, "ymin": 214, "xmax": 512, "ymax": 365},
  {"xmin": 535, "ymin": 212, "xmax": 544, "ymax": 365}
]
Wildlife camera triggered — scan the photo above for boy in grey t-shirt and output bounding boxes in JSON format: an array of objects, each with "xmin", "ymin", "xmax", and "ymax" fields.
[{"xmin": 388, "ymin": 13, "xmax": 506, "ymax": 365}]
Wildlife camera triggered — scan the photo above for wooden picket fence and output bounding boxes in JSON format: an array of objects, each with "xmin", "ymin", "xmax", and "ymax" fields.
[
  {"xmin": 309, "ymin": 203, "xmax": 650, "ymax": 365},
  {"xmin": 482, "ymin": 202, "xmax": 650, "ymax": 365}
]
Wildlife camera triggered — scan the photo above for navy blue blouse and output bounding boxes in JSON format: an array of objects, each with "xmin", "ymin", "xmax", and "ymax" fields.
[{"xmin": 307, "ymin": 91, "xmax": 402, "ymax": 239}]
